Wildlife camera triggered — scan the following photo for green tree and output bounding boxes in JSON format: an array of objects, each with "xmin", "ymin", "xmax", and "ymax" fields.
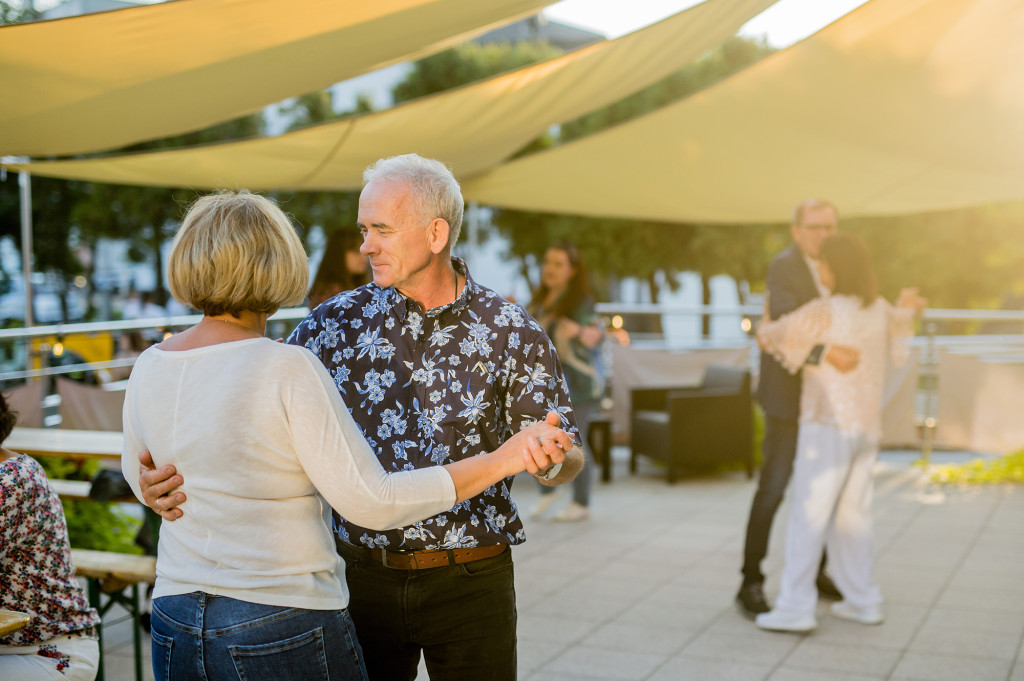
[
  {"xmin": 393, "ymin": 42, "xmax": 562, "ymax": 104},
  {"xmin": 492, "ymin": 36, "xmax": 779, "ymax": 318},
  {"xmin": 271, "ymin": 91, "xmax": 374, "ymax": 249},
  {"xmin": 71, "ymin": 113, "xmax": 266, "ymax": 310},
  {"xmin": 846, "ymin": 201, "xmax": 1024, "ymax": 312},
  {"xmin": 0, "ymin": 1, "xmax": 38, "ymax": 24}
]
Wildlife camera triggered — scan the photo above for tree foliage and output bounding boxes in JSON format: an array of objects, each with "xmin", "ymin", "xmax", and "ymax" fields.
[
  {"xmin": 488, "ymin": 37, "xmax": 779, "ymax": 306},
  {"xmin": 270, "ymin": 91, "xmax": 373, "ymax": 244},
  {"xmin": 393, "ymin": 42, "xmax": 563, "ymax": 104}
]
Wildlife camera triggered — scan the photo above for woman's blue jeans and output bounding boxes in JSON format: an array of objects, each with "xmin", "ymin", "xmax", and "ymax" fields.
[{"xmin": 150, "ymin": 592, "xmax": 367, "ymax": 681}]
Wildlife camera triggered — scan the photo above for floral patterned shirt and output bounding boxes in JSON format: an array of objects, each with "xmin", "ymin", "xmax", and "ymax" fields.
[
  {"xmin": 287, "ymin": 258, "xmax": 579, "ymax": 551},
  {"xmin": 1, "ymin": 453, "xmax": 99, "ymax": 646}
]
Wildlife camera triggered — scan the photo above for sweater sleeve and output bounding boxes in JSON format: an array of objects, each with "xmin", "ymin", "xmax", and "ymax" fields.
[
  {"xmin": 757, "ymin": 298, "xmax": 833, "ymax": 374},
  {"xmin": 121, "ymin": 368, "xmax": 147, "ymax": 505},
  {"xmin": 285, "ymin": 350, "xmax": 457, "ymax": 530}
]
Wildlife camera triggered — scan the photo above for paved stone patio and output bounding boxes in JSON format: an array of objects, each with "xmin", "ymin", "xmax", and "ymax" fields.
[{"xmin": 97, "ymin": 449, "xmax": 1024, "ymax": 681}]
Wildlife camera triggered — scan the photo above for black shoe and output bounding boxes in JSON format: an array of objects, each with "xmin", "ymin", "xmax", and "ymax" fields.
[
  {"xmin": 816, "ymin": 572, "xmax": 842, "ymax": 600},
  {"xmin": 735, "ymin": 582, "xmax": 770, "ymax": 618}
]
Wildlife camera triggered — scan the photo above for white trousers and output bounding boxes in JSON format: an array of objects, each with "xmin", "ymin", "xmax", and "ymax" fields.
[
  {"xmin": 0, "ymin": 635, "xmax": 99, "ymax": 681},
  {"xmin": 773, "ymin": 422, "xmax": 883, "ymax": 615}
]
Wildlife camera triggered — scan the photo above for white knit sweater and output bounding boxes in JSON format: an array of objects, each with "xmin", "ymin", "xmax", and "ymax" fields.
[{"xmin": 122, "ymin": 338, "xmax": 456, "ymax": 610}]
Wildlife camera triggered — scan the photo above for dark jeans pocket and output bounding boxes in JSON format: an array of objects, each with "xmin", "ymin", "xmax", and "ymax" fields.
[
  {"xmin": 457, "ymin": 550, "xmax": 513, "ymax": 577},
  {"xmin": 150, "ymin": 629, "xmax": 174, "ymax": 681},
  {"xmin": 229, "ymin": 627, "xmax": 329, "ymax": 681}
]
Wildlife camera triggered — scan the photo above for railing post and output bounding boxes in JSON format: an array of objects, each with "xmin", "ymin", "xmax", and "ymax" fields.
[{"xmin": 920, "ymin": 321, "xmax": 938, "ymax": 465}]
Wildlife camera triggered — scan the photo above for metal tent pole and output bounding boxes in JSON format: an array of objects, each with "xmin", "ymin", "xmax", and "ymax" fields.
[{"xmin": 19, "ymin": 171, "xmax": 34, "ymax": 329}]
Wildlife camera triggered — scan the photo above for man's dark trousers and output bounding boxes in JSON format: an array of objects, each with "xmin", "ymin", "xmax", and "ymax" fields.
[
  {"xmin": 741, "ymin": 243, "xmax": 823, "ymax": 587},
  {"xmin": 741, "ymin": 415, "xmax": 799, "ymax": 584}
]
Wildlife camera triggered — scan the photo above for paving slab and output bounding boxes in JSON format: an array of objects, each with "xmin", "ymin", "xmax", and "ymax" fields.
[{"xmin": 94, "ymin": 447, "xmax": 1023, "ymax": 681}]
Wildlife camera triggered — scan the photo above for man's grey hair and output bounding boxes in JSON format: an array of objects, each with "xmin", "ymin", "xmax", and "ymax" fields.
[
  {"xmin": 792, "ymin": 198, "xmax": 838, "ymax": 226},
  {"xmin": 363, "ymin": 154, "xmax": 464, "ymax": 249}
]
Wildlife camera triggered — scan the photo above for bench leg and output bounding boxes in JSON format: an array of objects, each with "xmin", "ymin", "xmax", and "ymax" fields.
[
  {"xmin": 84, "ymin": 579, "xmax": 146, "ymax": 681},
  {"xmin": 87, "ymin": 579, "xmax": 105, "ymax": 681},
  {"xmin": 132, "ymin": 584, "xmax": 143, "ymax": 681}
]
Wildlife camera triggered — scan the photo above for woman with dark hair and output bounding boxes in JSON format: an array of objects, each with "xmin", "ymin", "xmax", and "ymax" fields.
[
  {"xmin": 1, "ymin": 393, "xmax": 101, "ymax": 681},
  {"xmin": 308, "ymin": 229, "xmax": 369, "ymax": 309},
  {"xmin": 754, "ymin": 233, "xmax": 925, "ymax": 633},
  {"xmin": 527, "ymin": 242, "xmax": 603, "ymax": 522}
]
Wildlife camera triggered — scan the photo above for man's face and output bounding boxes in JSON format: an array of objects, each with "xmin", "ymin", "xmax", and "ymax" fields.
[
  {"xmin": 790, "ymin": 205, "xmax": 838, "ymax": 259},
  {"xmin": 358, "ymin": 179, "xmax": 433, "ymax": 291}
]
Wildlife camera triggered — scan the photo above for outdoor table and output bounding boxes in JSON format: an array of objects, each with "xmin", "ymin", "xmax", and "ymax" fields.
[
  {"xmin": 6, "ymin": 428, "xmax": 123, "ymax": 461},
  {"xmin": 0, "ymin": 609, "xmax": 31, "ymax": 636}
]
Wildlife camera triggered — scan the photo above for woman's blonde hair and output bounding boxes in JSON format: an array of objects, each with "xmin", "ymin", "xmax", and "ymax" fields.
[{"xmin": 168, "ymin": 191, "xmax": 308, "ymax": 316}]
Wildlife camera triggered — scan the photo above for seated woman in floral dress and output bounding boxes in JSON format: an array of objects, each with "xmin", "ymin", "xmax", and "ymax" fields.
[{"xmin": 1, "ymin": 391, "xmax": 101, "ymax": 681}]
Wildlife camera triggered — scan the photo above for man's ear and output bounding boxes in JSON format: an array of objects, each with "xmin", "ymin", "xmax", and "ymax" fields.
[{"xmin": 427, "ymin": 218, "xmax": 450, "ymax": 255}]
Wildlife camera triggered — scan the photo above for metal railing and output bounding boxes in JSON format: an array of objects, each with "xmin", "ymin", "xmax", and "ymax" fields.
[{"xmin": 3, "ymin": 305, "xmax": 1022, "ymax": 462}]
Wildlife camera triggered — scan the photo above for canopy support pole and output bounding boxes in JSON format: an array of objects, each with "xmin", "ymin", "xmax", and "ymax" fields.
[{"xmin": 19, "ymin": 171, "xmax": 34, "ymax": 328}]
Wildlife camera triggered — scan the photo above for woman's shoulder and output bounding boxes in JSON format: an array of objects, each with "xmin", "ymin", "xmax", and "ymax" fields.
[{"xmin": 0, "ymin": 453, "xmax": 52, "ymax": 503}]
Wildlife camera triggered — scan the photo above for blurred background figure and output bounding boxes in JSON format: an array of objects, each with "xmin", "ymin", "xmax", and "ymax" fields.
[
  {"xmin": 308, "ymin": 229, "xmax": 370, "ymax": 309},
  {"xmin": 528, "ymin": 242, "xmax": 603, "ymax": 522},
  {"xmin": 754, "ymin": 233, "xmax": 925, "ymax": 633},
  {"xmin": 1, "ymin": 393, "xmax": 101, "ymax": 681},
  {"xmin": 99, "ymin": 330, "xmax": 147, "ymax": 383}
]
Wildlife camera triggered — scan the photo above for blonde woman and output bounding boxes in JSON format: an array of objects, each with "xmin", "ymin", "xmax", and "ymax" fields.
[{"xmin": 121, "ymin": 191, "xmax": 569, "ymax": 681}]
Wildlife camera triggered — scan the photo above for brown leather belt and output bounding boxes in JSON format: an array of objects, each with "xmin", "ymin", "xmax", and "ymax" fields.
[{"xmin": 342, "ymin": 542, "xmax": 507, "ymax": 570}]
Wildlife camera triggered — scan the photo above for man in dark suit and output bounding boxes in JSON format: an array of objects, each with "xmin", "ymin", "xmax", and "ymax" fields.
[{"xmin": 736, "ymin": 199, "xmax": 859, "ymax": 617}]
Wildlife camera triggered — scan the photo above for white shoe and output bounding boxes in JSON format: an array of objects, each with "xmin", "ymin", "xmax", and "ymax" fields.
[
  {"xmin": 831, "ymin": 601, "xmax": 884, "ymax": 625},
  {"xmin": 529, "ymin": 490, "xmax": 562, "ymax": 519},
  {"xmin": 755, "ymin": 609, "xmax": 817, "ymax": 633},
  {"xmin": 553, "ymin": 502, "xmax": 590, "ymax": 522}
]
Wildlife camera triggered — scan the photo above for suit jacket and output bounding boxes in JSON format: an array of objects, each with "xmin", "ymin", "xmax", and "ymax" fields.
[{"xmin": 757, "ymin": 244, "xmax": 821, "ymax": 421}]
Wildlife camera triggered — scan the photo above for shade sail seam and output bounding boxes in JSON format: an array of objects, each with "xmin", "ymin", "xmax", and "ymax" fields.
[{"xmin": 294, "ymin": 121, "xmax": 359, "ymax": 189}]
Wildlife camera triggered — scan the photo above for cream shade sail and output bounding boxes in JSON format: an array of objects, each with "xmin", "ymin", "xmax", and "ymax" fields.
[
  {"xmin": 3, "ymin": 0, "xmax": 778, "ymax": 190},
  {"xmin": 0, "ymin": 0, "xmax": 553, "ymax": 156},
  {"xmin": 462, "ymin": 0, "xmax": 1024, "ymax": 223}
]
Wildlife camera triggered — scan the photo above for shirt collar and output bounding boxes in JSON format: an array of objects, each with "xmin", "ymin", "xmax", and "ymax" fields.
[
  {"xmin": 390, "ymin": 257, "xmax": 477, "ymax": 321},
  {"xmin": 801, "ymin": 250, "xmax": 830, "ymax": 297}
]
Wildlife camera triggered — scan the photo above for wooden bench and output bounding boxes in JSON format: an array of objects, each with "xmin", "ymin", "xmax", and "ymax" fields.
[
  {"xmin": 50, "ymin": 478, "xmax": 138, "ymax": 504},
  {"xmin": 72, "ymin": 549, "xmax": 156, "ymax": 681},
  {"xmin": 7, "ymin": 427, "xmax": 124, "ymax": 461}
]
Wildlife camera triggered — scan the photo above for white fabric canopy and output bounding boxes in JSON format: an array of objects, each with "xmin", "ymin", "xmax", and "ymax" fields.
[
  {"xmin": 462, "ymin": 0, "xmax": 1024, "ymax": 223},
  {"xmin": 3, "ymin": 0, "xmax": 778, "ymax": 190},
  {"xmin": 0, "ymin": 0, "xmax": 552, "ymax": 156}
]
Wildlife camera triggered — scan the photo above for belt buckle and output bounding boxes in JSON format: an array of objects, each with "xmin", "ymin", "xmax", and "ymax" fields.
[{"xmin": 380, "ymin": 547, "xmax": 413, "ymax": 569}]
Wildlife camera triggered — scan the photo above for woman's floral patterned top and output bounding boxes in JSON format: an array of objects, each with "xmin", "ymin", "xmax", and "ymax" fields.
[{"xmin": 1, "ymin": 453, "xmax": 99, "ymax": 646}]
